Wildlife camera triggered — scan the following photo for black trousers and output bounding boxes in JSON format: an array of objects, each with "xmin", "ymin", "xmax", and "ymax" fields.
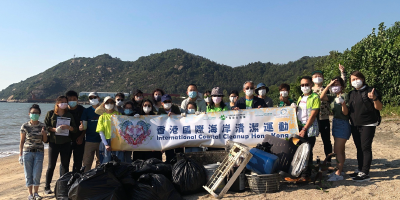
[
  {"xmin": 319, "ymin": 119, "xmax": 332, "ymax": 162},
  {"xmin": 351, "ymin": 125, "xmax": 376, "ymax": 174},
  {"xmin": 45, "ymin": 142, "xmax": 71, "ymax": 188},
  {"xmin": 70, "ymin": 140, "xmax": 85, "ymax": 173}
]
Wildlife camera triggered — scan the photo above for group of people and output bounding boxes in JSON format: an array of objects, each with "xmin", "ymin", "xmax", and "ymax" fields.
[{"xmin": 18, "ymin": 64, "xmax": 382, "ymax": 199}]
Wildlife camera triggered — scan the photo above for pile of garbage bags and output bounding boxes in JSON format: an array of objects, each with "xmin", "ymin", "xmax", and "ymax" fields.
[{"xmin": 55, "ymin": 154, "xmax": 207, "ymax": 200}]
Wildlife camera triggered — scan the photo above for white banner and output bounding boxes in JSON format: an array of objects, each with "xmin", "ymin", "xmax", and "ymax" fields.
[{"xmin": 110, "ymin": 107, "xmax": 299, "ymax": 151}]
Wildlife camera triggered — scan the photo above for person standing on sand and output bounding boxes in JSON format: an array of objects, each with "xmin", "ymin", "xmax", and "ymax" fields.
[
  {"xmin": 277, "ymin": 83, "xmax": 294, "ymax": 107},
  {"xmin": 19, "ymin": 104, "xmax": 47, "ymax": 200},
  {"xmin": 203, "ymin": 90, "xmax": 212, "ymax": 106},
  {"xmin": 233, "ymin": 81, "xmax": 267, "ymax": 110},
  {"xmin": 80, "ymin": 92, "xmax": 101, "ymax": 172},
  {"xmin": 228, "ymin": 90, "xmax": 239, "ymax": 110},
  {"xmin": 152, "ymin": 88, "xmax": 165, "ymax": 114},
  {"xmin": 180, "ymin": 84, "xmax": 207, "ymax": 113},
  {"xmin": 255, "ymin": 83, "xmax": 273, "ymax": 107},
  {"xmin": 320, "ymin": 77, "xmax": 350, "ymax": 181},
  {"xmin": 348, "ymin": 71, "xmax": 382, "ymax": 182},
  {"xmin": 44, "ymin": 96, "xmax": 77, "ymax": 194},
  {"xmin": 311, "ymin": 64, "xmax": 346, "ymax": 165},
  {"xmin": 66, "ymin": 90, "xmax": 86, "ymax": 173}
]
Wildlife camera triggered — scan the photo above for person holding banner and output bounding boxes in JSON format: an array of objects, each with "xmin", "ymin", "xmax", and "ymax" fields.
[
  {"xmin": 229, "ymin": 90, "xmax": 239, "ymax": 110},
  {"xmin": 207, "ymin": 87, "xmax": 229, "ymax": 112},
  {"xmin": 96, "ymin": 96, "xmax": 124, "ymax": 163},
  {"xmin": 278, "ymin": 83, "xmax": 294, "ymax": 107},
  {"xmin": 132, "ymin": 99, "xmax": 163, "ymax": 161},
  {"xmin": 44, "ymin": 96, "xmax": 77, "ymax": 194},
  {"xmin": 180, "ymin": 84, "xmax": 207, "ymax": 113},
  {"xmin": 255, "ymin": 83, "xmax": 274, "ymax": 107},
  {"xmin": 121, "ymin": 101, "xmax": 136, "ymax": 163},
  {"xmin": 234, "ymin": 81, "xmax": 267, "ymax": 110},
  {"xmin": 320, "ymin": 77, "xmax": 350, "ymax": 181},
  {"xmin": 296, "ymin": 76, "xmax": 321, "ymax": 181}
]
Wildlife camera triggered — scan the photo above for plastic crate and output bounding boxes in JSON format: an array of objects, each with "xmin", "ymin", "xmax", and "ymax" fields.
[
  {"xmin": 203, "ymin": 141, "xmax": 253, "ymax": 199},
  {"xmin": 245, "ymin": 173, "xmax": 280, "ymax": 194}
]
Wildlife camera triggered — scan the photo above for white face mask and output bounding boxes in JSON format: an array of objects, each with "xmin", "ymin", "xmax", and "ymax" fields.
[
  {"xmin": 258, "ymin": 89, "xmax": 266, "ymax": 96},
  {"xmin": 163, "ymin": 103, "xmax": 172, "ymax": 110},
  {"xmin": 187, "ymin": 109, "xmax": 196, "ymax": 114},
  {"xmin": 313, "ymin": 77, "xmax": 323, "ymax": 84},
  {"xmin": 204, "ymin": 97, "xmax": 211, "ymax": 103},
  {"xmin": 116, "ymin": 101, "xmax": 124, "ymax": 107},
  {"xmin": 301, "ymin": 86, "xmax": 311, "ymax": 94},
  {"xmin": 212, "ymin": 97, "xmax": 222, "ymax": 104},
  {"xmin": 331, "ymin": 86, "xmax": 342, "ymax": 94},
  {"xmin": 352, "ymin": 79, "xmax": 363, "ymax": 89},
  {"xmin": 89, "ymin": 98, "xmax": 99, "ymax": 105},
  {"xmin": 280, "ymin": 91, "xmax": 288, "ymax": 97},
  {"xmin": 143, "ymin": 106, "xmax": 152, "ymax": 114},
  {"xmin": 229, "ymin": 96, "xmax": 237, "ymax": 103},
  {"xmin": 105, "ymin": 104, "xmax": 114, "ymax": 110},
  {"xmin": 245, "ymin": 89, "xmax": 254, "ymax": 97}
]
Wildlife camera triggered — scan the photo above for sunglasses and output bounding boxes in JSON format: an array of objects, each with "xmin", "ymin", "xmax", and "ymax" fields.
[
  {"xmin": 116, "ymin": 99, "xmax": 124, "ymax": 101},
  {"xmin": 89, "ymin": 97, "xmax": 97, "ymax": 100},
  {"xmin": 204, "ymin": 95, "xmax": 211, "ymax": 98},
  {"xmin": 143, "ymin": 105, "xmax": 152, "ymax": 108},
  {"xmin": 163, "ymin": 100, "xmax": 172, "ymax": 103},
  {"xmin": 213, "ymin": 95, "xmax": 223, "ymax": 97},
  {"xmin": 300, "ymin": 84, "xmax": 310, "ymax": 87},
  {"xmin": 245, "ymin": 87, "xmax": 255, "ymax": 90}
]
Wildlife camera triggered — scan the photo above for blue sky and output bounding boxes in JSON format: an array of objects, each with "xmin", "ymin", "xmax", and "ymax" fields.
[{"xmin": 0, "ymin": 0, "xmax": 399, "ymax": 90}]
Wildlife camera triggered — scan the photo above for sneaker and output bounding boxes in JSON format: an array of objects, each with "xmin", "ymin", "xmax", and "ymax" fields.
[
  {"xmin": 352, "ymin": 172, "xmax": 370, "ymax": 182},
  {"xmin": 33, "ymin": 193, "xmax": 42, "ymax": 200},
  {"xmin": 28, "ymin": 195, "xmax": 34, "ymax": 200},
  {"xmin": 328, "ymin": 172, "xmax": 345, "ymax": 178},
  {"xmin": 44, "ymin": 187, "xmax": 53, "ymax": 194},
  {"xmin": 349, "ymin": 169, "xmax": 361, "ymax": 178},
  {"xmin": 327, "ymin": 174, "xmax": 344, "ymax": 181}
]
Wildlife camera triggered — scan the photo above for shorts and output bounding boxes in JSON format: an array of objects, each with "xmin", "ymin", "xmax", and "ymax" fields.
[{"xmin": 332, "ymin": 118, "xmax": 351, "ymax": 140}]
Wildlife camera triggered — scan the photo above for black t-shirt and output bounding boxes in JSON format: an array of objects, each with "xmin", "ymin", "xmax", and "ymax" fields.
[
  {"xmin": 68, "ymin": 105, "xmax": 85, "ymax": 141},
  {"xmin": 348, "ymin": 85, "xmax": 381, "ymax": 126}
]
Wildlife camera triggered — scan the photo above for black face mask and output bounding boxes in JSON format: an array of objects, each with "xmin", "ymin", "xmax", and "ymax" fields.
[{"xmin": 154, "ymin": 96, "xmax": 161, "ymax": 102}]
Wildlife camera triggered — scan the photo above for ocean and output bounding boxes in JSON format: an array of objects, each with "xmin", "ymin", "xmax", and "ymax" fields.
[{"xmin": 0, "ymin": 102, "xmax": 89, "ymax": 158}]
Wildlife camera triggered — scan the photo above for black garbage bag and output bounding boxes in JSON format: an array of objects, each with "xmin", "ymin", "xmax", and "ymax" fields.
[
  {"xmin": 68, "ymin": 163, "xmax": 128, "ymax": 200},
  {"xmin": 127, "ymin": 183, "xmax": 160, "ymax": 200},
  {"xmin": 132, "ymin": 158, "xmax": 172, "ymax": 180},
  {"xmin": 172, "ymin": 157, "xmax": 207, "ymax": 194},
  {"xmin": 54, "ymin": 172, "xmax": 73, "ymax": 200},
  {"xmin": 138, "ymin": 174, "xmax": 183, "ymax": 200},
  {"xmin": 255, "ymin": 142, "xmax": 273, "ymax": 153}
]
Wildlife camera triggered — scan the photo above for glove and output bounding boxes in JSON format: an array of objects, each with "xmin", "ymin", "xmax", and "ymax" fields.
[
  {"xmin": 133, "ymin": 114, "xmax": 140, "ymax": 118},
  {"xmin": 195, "ymin": 111, "xmax": 201, "ymax": 115},
  {"xmin": 290, "ymin": 103, "xmax": 297, "ymax": 108},
  {"xmin": 335, "ymin": 97, "xmax": 344, "ymax": 104},
  {"xmin": 56, "ymin": 126, "xmax": 62, "ymax": 133},
  {"xmin": 19, "ymin": 156, "xmax": 23, "ymax": 165},
  {"xmin": 181, "ymin": 113, "xmax": 187, "ymax": 117}
]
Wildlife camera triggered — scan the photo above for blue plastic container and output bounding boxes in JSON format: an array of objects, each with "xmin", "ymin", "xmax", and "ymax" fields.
[{"xmin": 246, "ymin": 148, "xmax": 280, "ymax": 174}]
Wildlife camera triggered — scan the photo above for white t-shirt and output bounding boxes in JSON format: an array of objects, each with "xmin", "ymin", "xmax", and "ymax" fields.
[{"xmin": 297, "ymin": 96, "xmax": 308, "ymax": 124}]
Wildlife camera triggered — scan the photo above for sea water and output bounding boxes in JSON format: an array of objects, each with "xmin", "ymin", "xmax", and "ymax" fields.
[{"xmin": 0, "ymin": 102, "xmax": 89, "ymax": 158}]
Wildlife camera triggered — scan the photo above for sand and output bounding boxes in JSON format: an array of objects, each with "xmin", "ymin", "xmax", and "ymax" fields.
[{"xmin": 1, "ymin": 117, "xmax": 400, "ymax": 200}]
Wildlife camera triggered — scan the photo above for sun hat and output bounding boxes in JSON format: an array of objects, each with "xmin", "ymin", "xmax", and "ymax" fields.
[
  {"xmin": 211, "ymin": 87, "xmax": 223, "ymax": 96},
  {"xmin": 161, "ymin": 94, "xmax": 172, "ymax": 102},
  {"xmin": 88, "ymin": 92, "xmax": 99, "ymax": 97},
  {"xmin": 255, "ymin": 83, "xmax": 269, "ymax": 94}
]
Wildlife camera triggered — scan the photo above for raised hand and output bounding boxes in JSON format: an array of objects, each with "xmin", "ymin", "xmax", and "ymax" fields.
[
  {"xmin": 339, "ymin": 64, "xmax": 345, "ymax": 72},
  {"xmin": 41, "ymin": 127, "xmax": 47, "ymax": 135},
  {"xmin": 327, "ymin": 79, "xmax": 337, "ymax": 87},
  {"xmin": 368, "ymin": 88, "xmax": 376, "ymax": 100}
]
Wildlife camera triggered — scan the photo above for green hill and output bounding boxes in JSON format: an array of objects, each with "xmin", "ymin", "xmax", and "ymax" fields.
[{"xmin": 0, "ymin": 49, "xmax": 323, "ymax": 100}]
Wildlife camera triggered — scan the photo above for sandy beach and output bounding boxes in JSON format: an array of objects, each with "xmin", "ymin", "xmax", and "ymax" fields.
[{"xmin": 1, "ymin": 117, "xmax": 400, "ymax": 200}]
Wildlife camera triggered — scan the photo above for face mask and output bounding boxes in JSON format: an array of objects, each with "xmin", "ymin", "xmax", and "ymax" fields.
[
  {"xmin": 245, "ymin": 89, "xmax": 254, "ymax": 97},
  {"xmin": 68, "ymin": 101, "xmax": 77, "ymax": 107},
  {"xmin": 301, "ymin": 86, "xmax": 311, "ymax": 94},
  {"xmin": 331, "ymin": 86, "xmax": 342, "ymax": 94},
  {"xmin": 258, "ymin": 89, "xmax": 266, "ymax": 96},
  {"xmin": 187, "ymin": 109, "xmax": 196, "ymax": 114},
  {"xmin": 89, "ymin": 98, "xmax": 99, "ymax": 105},
  {"xmin": 124, "ymin": 109, "xmax": 133, "ymax": 115},
  {"xmin": 188, "ymin": 91, "xmax": 197, "ymax": 98},
  {"xmin": 105, "ymin": 104, "xmax": 114, "ymax": 110},
  {"xmin": 163, "ymin": 103, "xmax": 172, "ymax": 110},
  {"xmin": 280, "ymin": 91, "xmax": 289, "ymax": 97},
  {"xmin": 30, "ymin": 114, "xmax": 40, "ymax": 121},
  {"xmin": 212, "ymin": 97, "xmax": 222, "ymax": 104},
  {"xmin": 229, "ymin": 97, "xmax": 237, "ymax": 103},
  {"xmin": 135, "ymin": 96, "xmax": 143, "ymax": 102},
  {"xmin": 204, "ymin": 97, "xmax": 211, "ymax": 103},
  {"xmin": 154, "ymin": 95, "xmax": 161, "ymax": 102},
  {"xmin": 143, "ymin": 106, "xmax": 151, "ymax": 114},
  {"xmin": 313, "ymin": 77, "xmax": 323, "ymax": 84},
  {"xmin": 352, "ymin": 80, "xmax": 363, "ymax": 89},
  {"xmin": 58, "ymin": 103, "xmax": 68, "ymax": 110},
  {"xmin": 116, "ymin": 100, "xmax": 124, "ymax": 107}
]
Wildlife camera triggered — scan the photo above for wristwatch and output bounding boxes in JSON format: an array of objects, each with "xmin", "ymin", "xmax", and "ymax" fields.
[{"xmin": 302, "ymin": 127, "xmax": 307, "ymax": 131}]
